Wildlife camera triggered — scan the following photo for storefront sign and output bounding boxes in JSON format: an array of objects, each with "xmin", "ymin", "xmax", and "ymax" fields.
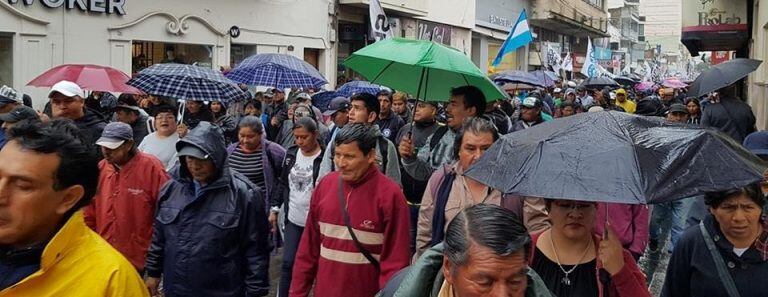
[
  {"xmin": 417, "ymin": 21, "xmax": 451, "ymax": 45},
  {"xmin": 681, "ymin": 0, "xmax": 748, "ymax": 54},
  {"xmin": 340, "ymin": 24, "xmax": 365, "ymax": 41},
  {"xmin": 229, "ymin": 26, "xmax": 241, "ymax": 39},
  {"xmin": 7, "ymin": 0, "xmax": 127, "ymax": 15},
  {"xmin": 711, "ymin": 51, "xmax": 731, "ymax": 65},
  {"xmin": 489, "ymin": 14, "xmax": 512, "ymax": 29}
]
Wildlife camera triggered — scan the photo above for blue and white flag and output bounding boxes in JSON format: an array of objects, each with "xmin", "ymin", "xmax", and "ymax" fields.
[
  {"xmin": 492, "ymin": 9, "xmax": 533, "ymax": 67},
  {"xmin": 580, "ymin": 38, "xmax": 598, "ymax": 78}
]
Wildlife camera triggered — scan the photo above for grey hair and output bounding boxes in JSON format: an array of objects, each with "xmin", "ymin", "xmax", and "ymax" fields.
[
  {"xmin": 452, "ymin": 117, "xmax": 500, "ymax": 160},
  {"xmin": 444, "ymin": 204, "xmax": 530, "ymax": 268},
  {"xmin": 238, "ymin": 116, "xmax": 264, "ymax": 134}
]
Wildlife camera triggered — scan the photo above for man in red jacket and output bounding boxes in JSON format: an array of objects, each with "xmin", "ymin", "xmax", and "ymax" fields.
[
  {"xmin": 290, "ymin": 123, "xmax": 411, "ymax": 297},
  {"xmin": 84, "ymin": 122, "xmax": 169, "ymax": 271}
]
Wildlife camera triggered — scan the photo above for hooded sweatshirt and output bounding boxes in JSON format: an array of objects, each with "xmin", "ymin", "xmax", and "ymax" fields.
[{"xmin": 317, "ymin": 125, "xmax": 401, "ymax": 187}]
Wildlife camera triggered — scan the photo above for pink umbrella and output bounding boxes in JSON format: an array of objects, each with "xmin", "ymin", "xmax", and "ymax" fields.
[
  {"xmin": 662, "ymin": 78, "xmax": 688, "ymax": 89},
  {"xmin": 27, "ymin": 64, "xmax": 143, "ymax": 94},
  {"xmin": 635, "ymin": 81, "xmax": 656, "ymax": 91}
]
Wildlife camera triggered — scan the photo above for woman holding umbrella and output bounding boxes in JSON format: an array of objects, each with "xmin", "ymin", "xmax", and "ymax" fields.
[
  {"xmin": 529, "ymin": 199, "xmax": 650, "ymax": 297},
  {"xmin": 662, "ymin": 184, "xmax": 768, "ymax": 297}
]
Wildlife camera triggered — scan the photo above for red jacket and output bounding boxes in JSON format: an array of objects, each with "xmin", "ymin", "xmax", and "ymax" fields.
[
  {"xmin": 290, "ymin": 167, "xmax": 411, "ymax": 297},
  {"xmin": 84, "ymin": 152, "xmax": 169, "ymax": 270},
  {"xmin": 530, "ymin": 232, "xmax": 651, "ymax": 297},
  {"xmin": 594, "ymin": 203, "xmax": 649, "ymax": 256}
]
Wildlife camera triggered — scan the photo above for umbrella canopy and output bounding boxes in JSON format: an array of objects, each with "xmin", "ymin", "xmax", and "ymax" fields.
[
  {"xmin": 635, "ymin": 81, "xmax": 656, "ymax": 92},
  {"xmin": 27, "ymin": 64, "xmax": 142, "ymax": 94},
  {"xmin": 579, "ymin": 76, "xmax": 620, "ymax": 89},
  {"xmin": 614, "ymin": 76, "xmax": 638, "ymax": 86},
  {"xmin": 530, "ymin": 70, "xmax": 559, "ymax": 87},
  {"xmin": 464, "ymin": 111, "xmax": 766, "ymax": 204},
  {"xmin": 226, "ymin": 53, "xmax": 328, "ymax": 89},
  {"xmin": 337, "ymin": 80, "xmax": 384, "ymax": 97},
  {"xmin": 662, "ymin": 78, "xmax": 688, "ymax": 89},
  {"xmin": 688, "ymin": 58, "xmax": 763, "ymax": 97},
  {"xmin": 343, "ymin": 38, "xmax": 506, "ymax": 102},
  {"xmin": 493, "ymin": 70, "xmax": 547, "ymax": 88},
  {"xmin": 311, "ymin": 90, "xmax": 340, "ymax": 112},
  {"xmin": 127, "ymin": 63, "xmax": 249, "ymax": 102}
]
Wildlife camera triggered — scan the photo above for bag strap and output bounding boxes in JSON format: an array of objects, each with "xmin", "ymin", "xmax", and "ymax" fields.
[
  {"xmin": 699, "ymin": 221, "xmax": 742, "ymax": 297},
  {"xmin": 429, "ymin": 126, "xmax": 449, "ymax": 151},
  {"xmin": 337, "ymin": 177, "xmax": 381, "ymax": 270},
  {"xmin": 718, "ymin": 102, "xmax": 746, "ymax": 141},
  {"xmin": 429, "ymin": 170, "xmax": 456, "ymax": 247},
  {"xmin": 378, "ymin": 137, "xmax": 389, "ymax": 174}
]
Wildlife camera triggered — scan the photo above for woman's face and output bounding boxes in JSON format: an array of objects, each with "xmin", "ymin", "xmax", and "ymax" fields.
[
  {"xmin": 244, "ymin": 104, "xmax": 260, "ymax": 116},
  {"xmin": 186, "ymin": 101, "xmax": 202, "ymax": 113},
  {"xmin": 238, "ymin": 127, "xmax": 262, "ymax": 151},
  {"xmin": 293, "ymin": 127, "xmax": 318, "ymax": 153},
  {"xmin": 711, "ymin": 193, "xmax": 763, "ymax": 244},
  {"xmin": 686, "ymin": 101, "xmax": 700, "ymax": 116},
  {"xmin": 548, "ymin": 200, "xmax": 597, "ymax": 240},
  {"xmin": 211, "ymin": 102, "xmax": 223, "ymax": 113}
]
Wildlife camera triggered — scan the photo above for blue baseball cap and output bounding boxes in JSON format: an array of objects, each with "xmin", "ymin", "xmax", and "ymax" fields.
[
  {"xmin": 744, "ymin": 131, "xmax": 768, "ymax": 157},
  {"xmin": 96, "ymin": 122, "xmax": 133, "ymax": 149}
]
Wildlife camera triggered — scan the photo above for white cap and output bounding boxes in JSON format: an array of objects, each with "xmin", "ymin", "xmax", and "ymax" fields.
[
  {"xmin": 588, "ymin": 106, "xmax": 605, "ymax": 112},
  {"xmin": 553, "ymin": 88, "xmax": 562, "ymax": 93},
  {"xmin": 567, "ymin": 81, "xmax": 577, "ymax": 88},
  {"xmin": 48, "ymin": 80, "xmax": 85, "ymax": 98}
]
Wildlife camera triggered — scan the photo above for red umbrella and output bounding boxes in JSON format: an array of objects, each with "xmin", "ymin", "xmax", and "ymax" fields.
[{"xmin": 27, "ymin": 64, "xmax": 143, "ymax": 94}]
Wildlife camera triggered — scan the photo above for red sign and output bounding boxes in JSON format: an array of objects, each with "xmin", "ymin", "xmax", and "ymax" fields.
[{"xmin": 711, "ymin": 51, "xmax": 731, "ymax": 65}]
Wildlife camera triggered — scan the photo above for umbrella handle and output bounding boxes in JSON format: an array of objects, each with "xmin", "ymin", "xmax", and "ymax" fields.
[{"xmin": 178, "ymin": 101, "xmax": 186, "ymax": 125}]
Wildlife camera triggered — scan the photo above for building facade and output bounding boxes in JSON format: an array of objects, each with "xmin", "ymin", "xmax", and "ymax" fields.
[
  {"xmin": 471, "ymin": 0, "xmax": 530, "ymax": 74},
  {"xmin": 607, "ymin": 0, "xmax": 645, "ymax": 72},
  {"xmin": 0, "ymin": 0, "xmax": 335, "ymax": 108},
  {"xmin": 748, "ymin": 0, "xmax": 768, "ymax": 129},
  {"xmin": 639, "ymin": 0, "xmax": 681, "ymax": 56}
]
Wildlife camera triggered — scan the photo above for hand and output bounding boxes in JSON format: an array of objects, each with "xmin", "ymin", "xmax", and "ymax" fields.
[
  {"xmin": 598, "ymin": 224, "xmax": 626, "ymax": 276},
  {"xmin": 145, "ymin": 276, "xmax": 161, "ymax": 297},
  {"xmin": 270, "ymin": 116, "xmax": 279, "ymax": 127},
  {"xmin": 268, "ymin": 212, "xmax": 278, "ymax": 233},
  {"xmin": 139, "ymin": 98, "xmax": 150, "ymax": 109},
  {"xmin": 177, "ymin": 123, "xmax": 188, "ymax": 138},
  {"xmin": 36, "ymin": 111, "xmax": 50, "ymax": 123},
  {"xmin": 398, "ymin": 135, "xmax": 414, "ymax": 159}
]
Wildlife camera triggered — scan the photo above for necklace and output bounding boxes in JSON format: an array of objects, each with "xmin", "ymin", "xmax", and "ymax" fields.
[{"xmin": 548, "ymin": 231, "xmax": 593, "ymax": 286}]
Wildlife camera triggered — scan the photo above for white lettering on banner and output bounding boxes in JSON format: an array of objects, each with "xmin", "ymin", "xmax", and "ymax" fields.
[{"xmin": 7, "ymin": 0, "xmax": 126, "ymax": 15}]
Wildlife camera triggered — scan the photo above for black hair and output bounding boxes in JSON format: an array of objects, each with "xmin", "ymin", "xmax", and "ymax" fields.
[
  {"xmin": 350, "ymin": 93, "xmax": 380, "ymax": 117},
  {"xmin": 334, "ymin": 123, "xmax": 378, "ymax": 155},
  {"xmin": 684, "ymin": 97, "xmax": 700, "ymax": 107},
  {"xmin": 453, "ymin": 117, "xmax": 499, "ymax": 160},
  {"xmin": 154, "ymin": 105, "xmax": 177, "ymax": 120},
  {"xmin": 238, "ymin": 116, "xmax": 264, "ymax": 134},
  {"xmin": 245, "ymin": 100, "xmax": 262, "ymax": 111},
  {"xmin": 7, "ymin": 119, "xmax": 99, "ymax": 214},
  {"xmin": 293, "ymin": 116, "xmax": 319, "ymax": 134},
  {"xmin": 444, "ymin": 204, "xmax": 531, "ymax": 269},
  {"xmin": 704, "ymin": 183, "xmax": 765, "ymax": 209},
  {"xmin": 450, "ymin": 86, "xmax": 486, "ymax": 117},
  {"xmin": 561, "ymin": 101, "xmax": 576, "ymax": 109},
  {"xmin": 376, "ymin": 90, "xmax": 393, "ymax": 101}
]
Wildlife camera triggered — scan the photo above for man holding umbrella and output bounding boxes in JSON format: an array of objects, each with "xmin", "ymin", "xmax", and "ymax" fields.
[{"xmin": 701, "ymin": 84, "xmax": 756, "ymax": 144}]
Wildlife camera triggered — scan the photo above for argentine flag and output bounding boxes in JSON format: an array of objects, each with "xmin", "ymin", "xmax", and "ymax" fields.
[{"xmin": 492, "ymin": 9, "xmax": 533, "ymax": 67}]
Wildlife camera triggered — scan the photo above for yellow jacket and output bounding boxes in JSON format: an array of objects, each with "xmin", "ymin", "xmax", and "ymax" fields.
[{"xmin": 0, "ymin": 211, "xmax": 149, "ymax": 297}]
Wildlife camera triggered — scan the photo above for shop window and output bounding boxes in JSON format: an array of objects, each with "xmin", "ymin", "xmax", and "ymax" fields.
[
  {"xmin": 0, "ymin": 34, "xmax": 12, "ymax": 87},
  {"xmin": 230, "ymin": 44, "xmax": 258, "ymax": 68},
  {"xmin": 304, "ymin": 48, "xmax": 319, "ymax": 69},
  {"xmin": 131, "ymin": 41, "xmax": 213, "ymax": 74}
]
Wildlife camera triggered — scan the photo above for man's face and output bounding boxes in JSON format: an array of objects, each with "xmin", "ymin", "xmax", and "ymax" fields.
[
  {"xmin": 149, "ymin": 95, "xmax": 161, "ymax": 104},
  {"xmin": 458, "ymin": 131, "xmax": 495, "ymax": 171},
  {"xmin": 115, "ymin": 109, "xmax": 138, "ymax": 125},
  {"xmin": 414, "ymin": 102, "xmax": 437, "ymax": 123},
  {"xmin": 50, "ymin": 93, "xmax": 84, "ymax": 120},
  {"xmin": 244, "ymin": 104, "xmax": 261, "ymax": 116},
  {"xmin": 186, "ymin": 101, "xmax": 202, "ymax": 113},
  {"xmin": 333, "ymin": 142, "xmax": 375, "ymax": 183},
  {"xmin": 520, "ymin": 106, "xmax": 541, "ymax": 122},
  {"xmin": 666, "ymin": 112, "xmax": 689, "ymax": 123},
  {"xmin": 444, "ymin": 244, "xmax": 528, "ymax": 297},
  {"xmin": 154, "ymin": 112, "xmax": 178, "ymax": 136},
  {"xmin": 333, "ymin": 109, "xmax": 350, "ymax": 128},
  {"xmin": 378, "ymin": 95, "xmax": 392, "ymax": 116},
  {"xmin": 185, "ymin": 156, "xmax": 216, "ymax": 183},
  {"xmin": 101, "ymin": 142, "xmax": 134, "ymax": 166},
  {"xmin": 566, "ymin": 93, "xmax": 576, "ymax": 101},
  {"xmin": 0, "ymin": 141, "xmax": 84, "ymax": 248},
  {"xmin": 447, "ymin": 95, "xmax": 475, "ymax": 129},
  {"xmin": 348, "ymin": 100, "xmax": 373, "ymax": 124},
  {"xmin": 553, "ymin": 92, "xmax": 563, "ymax": 99},
  {"xmin": 561, "ymin": 106, "xmax": 575, "ymax": 117},
  {"xmin": 578, "ymin": 90, "xmax": 587, "ymax": 97},
  {"xmin": 274, "ymin": 92, "xmax": 285, "ymax": 104},
  {"xmin": 392, "ymin": 99, "xmax": 407, "ymax": 115}
]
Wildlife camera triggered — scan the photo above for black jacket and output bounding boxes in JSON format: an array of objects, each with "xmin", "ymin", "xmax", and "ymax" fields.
[
  {"xmin": 273, "ymin": 144, "xmax": 325, "ymax": 210},
  {"xmin": 701, "ymin": 98, "xmax": 757, "ymax": 143},
  {"xmin": 662, "ymin": 215, "xmax": 768, "ymax": 297},
  {"xmin": 395, "ymin": 121, "xmax": 439, "ymax": 203},
  {"xmin": 145, "ymin": 122, "xmax": 271, "ymax": 297},
  {"xmin": 377, "ymin": 111, "xmax": 406, "ymax": 144},
  {"xmin": 74, "ymin": 108, "xmax": 108, "ymax": 159}
]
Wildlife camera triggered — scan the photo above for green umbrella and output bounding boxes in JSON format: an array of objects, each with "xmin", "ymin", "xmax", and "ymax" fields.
[{"xmin": 342, "ymin": 38, "xmax": 506, "ymax": 102}]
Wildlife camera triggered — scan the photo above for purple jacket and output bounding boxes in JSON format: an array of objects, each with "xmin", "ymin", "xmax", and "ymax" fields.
[
  {"xmin": 227, "ymin": 138, "xmax": 286, "ymax": 209},
  {"xmin": 594, "ymin": 203, "xmax": 649, "ymax": 256}
]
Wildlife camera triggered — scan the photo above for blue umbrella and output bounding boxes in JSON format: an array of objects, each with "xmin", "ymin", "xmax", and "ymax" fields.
[
  {"xmin": 530, "ymin": 70, "xmax": 558, "ymax": 87},
  {"xmin": 127, "ymin": 63, "xmax": 248, "ymax": 102},
  {"xmin": 337, "ymin": 80, "xmax": 384, "ymax": 97},
  {"xmin": 311, "ymin": 90, "xmax": 340, "ymax": 112},
  {"xmin": 492, "ymin": 70, "xmax": 547, "ymax": 88},
  {"xmin": 226, "ymin": 53, "xmax": 328, "ymax": 89}
]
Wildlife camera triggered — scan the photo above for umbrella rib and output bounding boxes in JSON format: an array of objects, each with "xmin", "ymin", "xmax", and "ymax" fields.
[
  {"xmin": 369, "ymin": 61, "xmax": 395, "ymax": 85},
  {"xmin": 461, "ymin": 74, "xmax": 470, "ymax": 86}
]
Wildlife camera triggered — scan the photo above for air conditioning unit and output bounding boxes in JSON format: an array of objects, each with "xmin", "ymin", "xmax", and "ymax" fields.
[
  {"xmin": 639, "ymin": 16, "xmax": 646, "ymax": 22},
  {"xmin": 638, "ymin": 35, "xmax": 645, "ymax": 42}
]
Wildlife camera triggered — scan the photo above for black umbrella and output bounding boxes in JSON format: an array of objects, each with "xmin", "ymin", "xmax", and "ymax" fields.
[
  {"xmin": 580, "ymin": 76, "xmax": 620, "ymax": 89},
  {"xmin": 464, "ymin": 111, "xmax": 766, "ymax": 204},
  {"xmin": 614, "ymin": 76, "xmax": 638, "ymax": 86},
  {"xmin": 688, "ymin": 58, "xmax": 762, "ymax": 97}
]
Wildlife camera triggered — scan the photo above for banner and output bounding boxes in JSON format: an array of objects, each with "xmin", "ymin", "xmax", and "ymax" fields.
[
  {"xmin": 545, "ymin": 43, "xmax": 563, "ymax": 73},
  {"xmin": 580, "ymin": 38, "xmax": 598, "ymax": 78},
  {"xmin": 561, "ymin": 52, "xmax": 573, "ymax": 72},
  {"xmin": 369, "ymin": 0, "xmax": 393, "ymax": 41}
]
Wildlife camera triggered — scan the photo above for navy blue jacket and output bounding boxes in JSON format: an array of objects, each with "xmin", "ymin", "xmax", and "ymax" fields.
[
  {"xmin": 662, "ymin": 215, "xmax": 768, "ymax": 297},
  {"xmin": 145, "ymin": 122, "xmax": 272, "ymax": 297}
]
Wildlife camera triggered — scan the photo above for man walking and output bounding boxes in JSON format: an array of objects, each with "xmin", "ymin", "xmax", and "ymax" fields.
[
  {"xmin": 701, "ymin": 84, "xmax": 757, "ymax": 143},
  {"xmin": 48, "ymin": 81, "xmax": 107, "ymax": 157},
  {"xmin": 0, "ymin": 120, "xmax": 148, "ymax": 296},
  {"xmin": 85, "ymin": 122, "xmax": 169, "ymax": 272},
  {"xmin": 376, "ymin": 90, "xmax": 405, "ymax": 144},
  {"xmin": 290, "ymin": 124, "xmax": 411, "ymax": 297},
  {"xmin": 145, "ymin": 122, "xmax": 271, "ymax": 297}
]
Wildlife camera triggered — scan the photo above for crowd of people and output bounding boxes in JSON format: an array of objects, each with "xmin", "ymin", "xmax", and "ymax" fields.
[{"xmin": 0, "ymin": 73, "xmax": 765, "ymax": 297}]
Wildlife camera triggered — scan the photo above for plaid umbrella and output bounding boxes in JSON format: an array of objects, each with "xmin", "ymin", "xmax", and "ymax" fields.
[
  {"xmin": 337, "ymin": 81, "xmax": 384, "ymax": 97},
  {"xmin": 127, "ymin": 63, "xmax": 248, "ymax": 102},
  {"xmin": 311, "ymin": 90, "xmax": 340, "ymax": 112},
  {"xmin": 226, "ymin": 53, "xmax": 328, "ymax": 89}
]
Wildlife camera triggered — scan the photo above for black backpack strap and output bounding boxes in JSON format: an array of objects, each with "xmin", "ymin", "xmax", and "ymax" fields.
[
  {"xmin": 429, "ymin": 126, "xmax": 449, "ymax": 151},
  {"xmin": 378, "ymin": 137, "xmax": 388, "ymax": 173},
  {"xmin": 337, "ymin": 177, "xmax": 381, "ymax": 270}
]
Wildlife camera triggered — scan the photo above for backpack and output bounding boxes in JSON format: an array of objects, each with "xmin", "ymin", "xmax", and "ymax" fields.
[{"xmin": 429, "ymin": 126, "xmax": 450, "ymax": 152}]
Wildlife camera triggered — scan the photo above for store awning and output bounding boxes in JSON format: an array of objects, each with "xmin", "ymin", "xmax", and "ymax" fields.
[
  {"xmin": 681, "ymin": 24, "xmax": 749, "ymax": 57},
  {"xmin": 472, "ymin": 25, "xmax": 508, "ymax": 41},
  {"xmin": 529, "ymin": 11, "xmax": 610, "ymax": 39}
]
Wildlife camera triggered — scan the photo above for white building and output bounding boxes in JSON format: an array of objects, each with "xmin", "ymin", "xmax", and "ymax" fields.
[
  {"xmin": 0, "ymin": 0, "xmax": 335, "ymax": 108},
  {"xmin": 638, "ymin": 0, "xmax": 681, "ymax": 55}
]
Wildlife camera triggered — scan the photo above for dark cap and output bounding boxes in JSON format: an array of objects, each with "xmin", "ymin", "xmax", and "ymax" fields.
[
  {"xmin": 323, "ymin": 96, "xmax": 351, "ymax": 116},
  {"xmin": 667, "ymin": 103, "xmax": 689, "ymax": 115},
  {"xmin": 0, "ymin": 106, "xmax": 38, "ymax": 123},
  {"xmin": 520, "ymin": 97, "xmax": 543, "ymax": 108},
  {"xmin": 743, "ymin": 131, "xmax": 768, "ymax": 156},
  {"xmin": 177, "ymin": 144, "xmax": 210, "ymax": 160},
  {"xmin": 96, "ymin": 122, "xmax": 133, "ymax": 149},
  {"xmin": 115, "ymin": 104, "xmax": 142, "ymax": 114}
]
